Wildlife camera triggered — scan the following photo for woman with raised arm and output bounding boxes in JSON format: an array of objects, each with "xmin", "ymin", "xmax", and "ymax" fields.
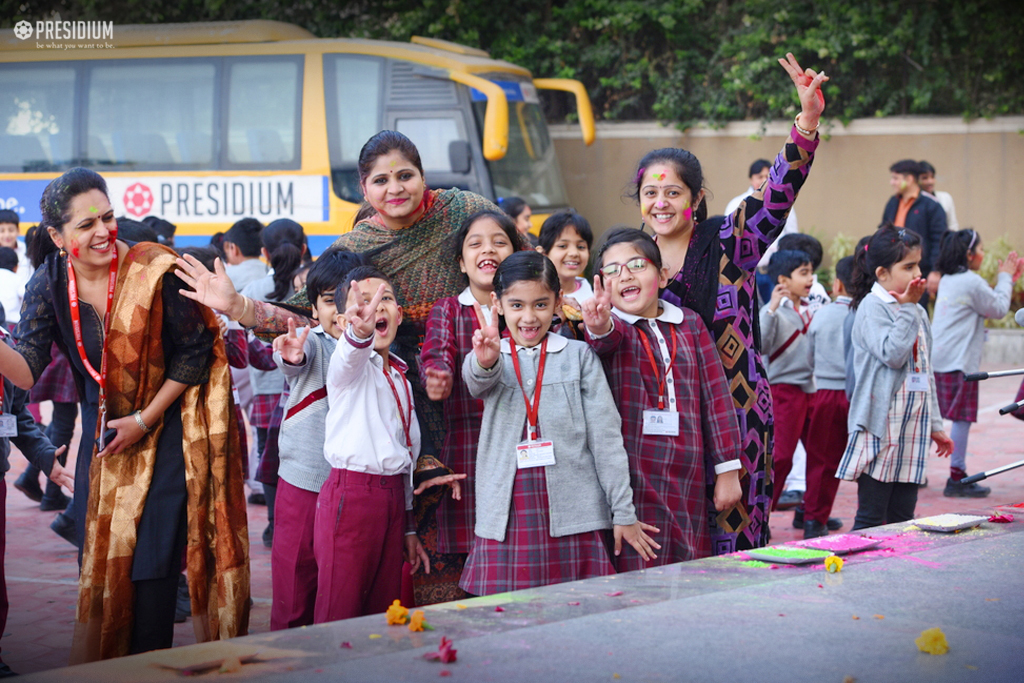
[
  {"xmin": 0, "ymin": 168, "xmax": 249, "ymax": 661},
  {"xmin": 627, "ymin": 54, "xmax": 827, "ymax": 553},
  {"xmin": 176, "ymin": 130, "xmax": 497, "ymax": 603}
]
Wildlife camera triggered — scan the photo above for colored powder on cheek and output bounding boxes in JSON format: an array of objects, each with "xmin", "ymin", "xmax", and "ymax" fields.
[
  {"xmin": 70, "ymin": 239, "xmax": 80, "ymax": 259},
  {"xmin": 682, "ymin": 206, "xmax": 692, "ymax": 221}
]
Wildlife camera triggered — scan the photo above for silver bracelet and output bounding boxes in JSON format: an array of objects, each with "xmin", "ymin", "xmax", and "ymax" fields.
[{"xmin": 134, "ymin": 410, "xmax": 152, "ymax": 433}]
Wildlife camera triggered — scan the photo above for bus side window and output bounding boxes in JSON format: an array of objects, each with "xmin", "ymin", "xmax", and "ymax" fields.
[
  {"xmin": 0, "ymin": 65, "xmax": 75, "ymax": 172},
  {"xmin": 226, "ymin": 58, "xmax": 302, "ymax": 168},
  {"xmin": 86, "ymin": 61, "xmax": 215, "ymax": 169},
  {"xmin": 323, "ymin": 55, "xmax": 384, "ymax": 202}
]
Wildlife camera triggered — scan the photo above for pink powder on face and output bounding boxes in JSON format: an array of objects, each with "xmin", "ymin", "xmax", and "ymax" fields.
[
  {"xmin": 70, "ymin": 239, "xmax": 80, "ymax": 259},
  {"xmin": 682, "ymin": 207, "xmax": 692, "ymax": 222}
]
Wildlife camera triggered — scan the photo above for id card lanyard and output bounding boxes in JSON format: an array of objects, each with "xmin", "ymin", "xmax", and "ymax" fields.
[
  {"xmin": 638, "ymin": 321, "xmax": 678, "ymax": 411},
  {"xmin": 638, "ymin": 321, "xmax": 681, "ymax": 437},
  {"xmin": 67, "ymin": 248, "xmax": 119, "ymax": 450},
  {"xmin": 509, "ymin": 336, "xmax": 548, "ymax": 442},
  {"xmin": 906, "ymin": 337, "xmax": 929, "ymax": 392},
  {"xmin": 381, "ymin": 358, "xmax": 413, "ymax": 454}
]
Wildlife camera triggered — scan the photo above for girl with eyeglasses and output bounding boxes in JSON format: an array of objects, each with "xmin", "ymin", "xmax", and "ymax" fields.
[
  {"xmin": 630, "ymin": 54, "xmax": 827, "ymax": 553},
  {"xmin": 580, "ymin": 228, "xmax": 742, "ymax": 569}
]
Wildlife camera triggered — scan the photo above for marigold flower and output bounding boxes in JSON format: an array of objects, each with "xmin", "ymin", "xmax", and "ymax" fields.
[
  {"xmin": 386, "ymin": 599, "xmax": 409, "ymax": 625},
  {"xmin": 409, "ymin": 610, "xmax": 427, "ymax": 632},
  {"xmin": 824, "ymin": 555, "xmax": 844, "ymax": 573},
  {"xmin": 915, "ymin": 627, "xmax": 949, "ymax": 655}
]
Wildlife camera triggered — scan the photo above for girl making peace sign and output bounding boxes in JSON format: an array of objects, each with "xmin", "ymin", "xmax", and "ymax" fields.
[{"xmin": 459, "ymin": 251, "xmax": 658, "ymax": 595}]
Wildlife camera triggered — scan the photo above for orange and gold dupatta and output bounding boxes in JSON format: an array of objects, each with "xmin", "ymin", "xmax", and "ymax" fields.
[{"xmin": 70, "ymin": 243, "xmax": 250, "ymax": 663}]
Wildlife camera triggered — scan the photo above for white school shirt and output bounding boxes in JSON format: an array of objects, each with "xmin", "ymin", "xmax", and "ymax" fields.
[
  {"xmin": 457, "ymin": 286, "xmax": 494, "ymax": 325},
  {"xmin": 324, "ymin": 325, "xmax": 420, "ymax": 510},
  {"xmin": 609, "ymin": 300, "xmax": 741, "ymax": 476}
]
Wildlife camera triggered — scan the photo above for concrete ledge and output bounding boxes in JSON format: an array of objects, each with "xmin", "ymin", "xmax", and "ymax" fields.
[{"xmin": 982, "ymin": 329, "xmax": 1024, "ymax": 367}]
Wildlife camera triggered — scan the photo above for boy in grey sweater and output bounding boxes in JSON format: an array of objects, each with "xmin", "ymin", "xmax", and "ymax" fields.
[
  {"xmin": 760, "ymin": 250, "xmax": 816, "ymax": 512},
  {"xmin": 802, "ymin": 256, "xmax": 855, "ymax": 538}
]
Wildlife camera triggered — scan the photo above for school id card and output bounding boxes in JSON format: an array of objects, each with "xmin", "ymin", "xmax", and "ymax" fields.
[
  {"xmin": 0, "ymin": 414, "xmax": 17, "ymax": 438},
  {"xmin": 516, "ymin": 440, "xmax": 555, "ymax": 469},
  {"xmin": 905, "ymin": 372, "xmax": 929, "ymax": 393},
  {"xmin": 642, "ymin": 409, "xmax": 679, "ymax": 436}
]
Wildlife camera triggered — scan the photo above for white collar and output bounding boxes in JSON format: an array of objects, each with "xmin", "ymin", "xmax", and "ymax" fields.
[
  {"xmin": 458, "ymin": 286, "xmax": 484, "ymax": 307},
  {"xmin": 500, "ymin": 331, "xmax": 568, "ymax": 354},
  {"xmin": 611, "ymin": 299, "xmax": 685, "ymax": 325},
  {"xmin": 835, "ymin": 295, "xmax": 852, "ymax": 304},
  {"xmin": 871, "ymin": 281, "xmax": 898, "ymax": 303}
]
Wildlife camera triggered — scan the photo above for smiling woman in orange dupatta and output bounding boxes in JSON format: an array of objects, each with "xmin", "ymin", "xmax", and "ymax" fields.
[{"xmin": 0, "ymin": 168, "xmax": 249, "ymax": 661}]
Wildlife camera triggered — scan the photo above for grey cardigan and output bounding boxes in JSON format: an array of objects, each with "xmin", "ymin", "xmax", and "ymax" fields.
[
  {"xmin": 848, "ymin": 287, "xmax": 943, "ymax": 437},
  {"xmin": 463, "ymin": 334, "xmax": 638, "ymax": 541}
]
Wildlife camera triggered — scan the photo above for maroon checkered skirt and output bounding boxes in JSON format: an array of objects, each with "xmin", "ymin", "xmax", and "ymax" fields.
[
  {"xmin": 934, "ymin": 371, "xmax": 978, "ymax": 423},
  {"xmin": 459, "ymin": 465, "xmax": 615, "ymax": 596},
  {"xmin": 29, "ymin": 348, "xmax": 79, "ymax": 405},
  {"xmin": 249, "ymin": 393, "xmax": 281, "ymax": 429}
]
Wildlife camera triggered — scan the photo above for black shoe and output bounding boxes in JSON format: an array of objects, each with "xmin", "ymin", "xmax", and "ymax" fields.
[
  {"xmin": 262, "ymin": 522, "xmax": 273, "ymax": 548},
  {"xmin": 803, "ymin": 520, "xmax": 828, "ymax": 539},
  {"xmin": 0, "ymin": 661, "xmax": 17, "ymax": 677},
  {"xmin": 943, "ymin": 477, "xmax": 991, "ymax": 498},
  {"xmin": 40, "ymin": 491, "xmax": 71, "ymax": 512},
  {"xmin": 776, "ymin": 490, "xmax": 803, "ymax": 510},
  {"xmin": 50, "ymin": 511, "xmax": 81, "ymax": 549},
  {"xmin": 248, "ymin": 492, "xmax": 266, "ymax": 505},
  {"xmin": 793, "ymin": 507, "xmax": 843, "ymax": 531},
  {"xmin": 14, "ymin": 470, "xmax": 43, "ymax": 503},
  {"xmin": 175, "ymin": 573, "xmax": 191, "ymax": 623}
]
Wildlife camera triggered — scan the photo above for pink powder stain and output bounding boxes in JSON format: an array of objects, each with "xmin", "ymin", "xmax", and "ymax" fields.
[
  {"xmin": 605, "ymin": 591, "xmax": 624, "ymax": 597},
  {"xmin": 682, "ymin": 207, "xmax": 692, "ymax": 221},
  {"xmin": 70, "ymin": 239, "xmax": 80, "ymax": 259}
]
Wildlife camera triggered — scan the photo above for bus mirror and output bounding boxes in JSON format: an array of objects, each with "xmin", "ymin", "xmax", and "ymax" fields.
[
  {"xmin": 533, "ymin": 79, "xmax": 596, "ymax": 146},
  {"xmin": 448, "ymin": 140, "xmax": 472, "ymax": 174},
  {"xmin": 448, "ymin": 71, "xmax": 508, "ymax": 160}
]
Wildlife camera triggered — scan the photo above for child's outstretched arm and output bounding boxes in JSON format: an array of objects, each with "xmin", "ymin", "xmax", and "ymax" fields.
[{"xmin": 420, "ymin": 300, "xmax": 458, "ymax": 401}]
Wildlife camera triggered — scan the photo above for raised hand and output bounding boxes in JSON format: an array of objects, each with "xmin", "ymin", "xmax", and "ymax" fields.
[
  {"xmin": 891, "ymin": 277, "xmax": 927, "ymax": 305},
  {"xmin": 471, "ymin": 301, "xmax": 501, "ymax": 369},
  {"xmin": 424, "ymin": 367, "xmax": 454, "ymax": 401},
  {"xmin": 344, "ymin": 280, "xmax": 386, "ymax": 339},
  {"xmin": 778, "ymin": 52, "xmax": 829, "ymax": 129},
  {"xmin": 768, "ymin": 283, "xmax": 791, "ymax": 312},
  {"xmin": 580, "ymin": 275, "xmax": 613, "ymax": 335},
  {"xmin": 998, "ymin": 251, "xmax": 1024, "ymax": 282},
  {"xmin": 273, "ymin": 318, "xmax": 310, "ymax": 365},
  {"xmin": 175, "ymin": 254, "xmax": 245, "ymax": 319}
]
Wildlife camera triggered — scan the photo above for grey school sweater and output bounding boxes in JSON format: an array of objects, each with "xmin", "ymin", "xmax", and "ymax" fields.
[
  {"xmin": 808, "ymin": 297, "xmax": 851, "ymax": 391},
  {"xmin": 759, "ymin": 299, "xmax": 815, "ymax": 393},
  {"xmin": 931, "ymin": 270, "xmax": 1012, "ymax": 374},
  {"xmin": 275, "ymin": 326, "xmax": 336, "ymax": 493}
]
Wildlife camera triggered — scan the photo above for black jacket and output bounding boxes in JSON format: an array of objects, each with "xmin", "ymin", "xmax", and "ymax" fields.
[
  {"xmin": 1, "ymin": 329, "xmax": 56, "ymax": 476},
  {"xmin": 882, "ymin": 193, "xmax": 948, "ymax": 273}
]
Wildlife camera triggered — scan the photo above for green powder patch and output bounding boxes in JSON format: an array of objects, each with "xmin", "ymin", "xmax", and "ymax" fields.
[
  {"xmin": 738, "ymin": 560, "xmax": 773, "ymax": 568},
  {"xmin": 750, "ymin": 547, "xmax": 833, "ymax": 560}
]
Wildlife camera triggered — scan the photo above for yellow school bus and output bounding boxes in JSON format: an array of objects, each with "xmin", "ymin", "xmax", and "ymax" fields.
[{"xmin": 0, "ymin": 20, "xmax": 594, "ymax": 252}]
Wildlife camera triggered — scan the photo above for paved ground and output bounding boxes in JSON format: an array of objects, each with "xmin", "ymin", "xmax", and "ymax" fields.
[{"xmin": 4, "ymin": 365, "xmax": 1024, "ymax": 675}]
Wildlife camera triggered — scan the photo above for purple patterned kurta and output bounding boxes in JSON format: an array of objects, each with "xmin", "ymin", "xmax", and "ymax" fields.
[{"xmin": 661, "ymin": 127, "xmax": 818, "ymax": 553}]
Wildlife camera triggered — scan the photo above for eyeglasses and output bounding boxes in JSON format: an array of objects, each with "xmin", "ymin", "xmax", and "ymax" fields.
[{"xmin": 599, "ymin": 257, "xmax": 653, "ymax": 279}]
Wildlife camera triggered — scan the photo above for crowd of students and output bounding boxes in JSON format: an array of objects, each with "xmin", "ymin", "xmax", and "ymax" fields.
[{"xmin": 1, "ymin": 51, "xmax": 1016, "ymax": 671}]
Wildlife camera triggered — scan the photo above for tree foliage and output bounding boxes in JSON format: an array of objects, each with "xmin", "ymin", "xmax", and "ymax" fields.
[{"xmin": 4, "ymin": 0, "xmax": 1022, "ymax": 125}]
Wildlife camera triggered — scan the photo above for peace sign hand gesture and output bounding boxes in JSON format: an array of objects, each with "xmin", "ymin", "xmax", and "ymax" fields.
[
  {"xmin": 778, "ymin": 52, "xmax": 829, "ymax": 131},
  {"xmin": 580, "ymin": 275, "xmax": 613, "ymax": 336},
  {"xmin": 471, "ymin": 301, "xmax": 501, "ymax": 369},
  {"xmin": 273, "ymin": 318, "xmax": 310, "ymax": 366},
  {"xmin": 345, "ymin": 280, "xmax": 387, "ymax": 340}
]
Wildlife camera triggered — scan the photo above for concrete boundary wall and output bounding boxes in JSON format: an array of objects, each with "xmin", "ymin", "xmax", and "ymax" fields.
[{"xmin": 550, "ymin": 116, "xmax": 1024, "ymax": 263}]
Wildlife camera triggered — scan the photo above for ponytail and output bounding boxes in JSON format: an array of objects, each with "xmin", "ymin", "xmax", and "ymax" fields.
[
  {"xmin": 261, "ymin": 219, "xmax": 306, "ymax": 302},
  {"xmin": 934, "ymin": 228, "xmax": 978, "ymax": 276}
]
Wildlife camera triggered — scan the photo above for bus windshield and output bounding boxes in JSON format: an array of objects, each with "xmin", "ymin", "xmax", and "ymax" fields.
[{"xmin": 472, "ymin": 98, "xmax": 569, "ymax": 211}]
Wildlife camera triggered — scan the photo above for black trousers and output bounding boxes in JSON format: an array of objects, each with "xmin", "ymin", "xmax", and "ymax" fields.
[{"xmin": 852, "ymin": 474, "xmax": 918, "ymax": 530}]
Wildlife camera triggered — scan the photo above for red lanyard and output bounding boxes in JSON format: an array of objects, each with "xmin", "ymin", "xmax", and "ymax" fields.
[
  {"xmin": 67, "ymin": 248, "xmax": 119, "ymax": 429},
  {"xmin": 382, "ymin": 359, "xmax": 413, "ymax": 451},
  {"xmin": 509, "ymin": 336, "xmax": 548, "ymax": 441},
  {"xmin": 637, "ymin": 321, "xmax": 679, "ymax": 410}
]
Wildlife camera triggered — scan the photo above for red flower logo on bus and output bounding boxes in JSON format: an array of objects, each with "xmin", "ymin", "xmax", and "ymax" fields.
[{"xmin": 123, "ymin": 183, "xmax": 154, "ymax": 217}]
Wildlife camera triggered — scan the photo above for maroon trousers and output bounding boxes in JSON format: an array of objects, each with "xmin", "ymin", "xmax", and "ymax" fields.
[
  {"xmin": 804, "ymin": 389, "xmax": 850, "ymax": 525},
  {"xmin": 0, "ymin": 480, "xmax": 7, "ymax": 661},
  {"xmin": 770, "ymin": 383, "xmax": 813, "ymax": 510},
  {"xmin": 271, "ymin": 479, "xmax": 320, "ymax": 630},
  {"xmin": 313, "ymin": 468, "xmax": 406, "ymax": 623}
]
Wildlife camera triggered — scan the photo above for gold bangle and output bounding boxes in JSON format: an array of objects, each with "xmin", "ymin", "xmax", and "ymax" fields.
[
  {"xmin": 794, "ymin": 114, "xmax": 819, "ymax": 137},
  {"xmin": 133, "ymin": 410, "xmax": 152, "ymax": 433},
  {"xmin": 235, "ymin": 296, "xmax": 250, "ymax": 324}
]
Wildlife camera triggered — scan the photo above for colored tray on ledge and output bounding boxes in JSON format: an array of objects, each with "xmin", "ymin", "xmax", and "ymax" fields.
[
  {"xmin": 913, "ymin": 514, "xmax": 988, "ymax": 533},
  {"xmin": 792, "ymin": 534, "xmax": 884, "ymax": 555},
  {"xmin": 743, "ymin": 546, "xmax": 835, "ymax": 565}
]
